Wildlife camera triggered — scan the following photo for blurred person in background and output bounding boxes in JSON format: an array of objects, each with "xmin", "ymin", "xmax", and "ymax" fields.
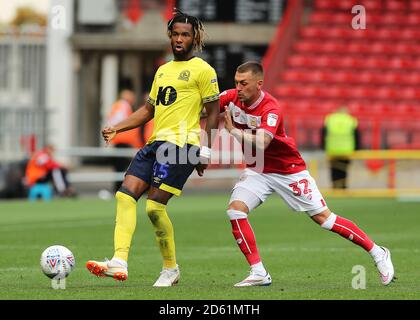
[
  {"xmin": 25, "ymin": 144, "xmax": 76, "ymax": 197},
  {"xmin": 321, "ymin": 106, "xmax": 360, "ymax": 189},
  {"xmin": 107, "ymin": 89, "xmax": 142, "ymax": 192}
]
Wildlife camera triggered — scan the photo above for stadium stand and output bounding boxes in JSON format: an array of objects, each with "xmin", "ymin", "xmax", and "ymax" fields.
[{"xmin": 265, "ymin": 0, "xmax": 420, "ymax": 149}]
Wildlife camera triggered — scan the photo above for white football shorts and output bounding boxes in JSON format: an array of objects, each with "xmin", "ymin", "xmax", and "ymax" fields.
[{"xmin": 229, "ymin": 168, "xmax": 328, "ymax": 216}]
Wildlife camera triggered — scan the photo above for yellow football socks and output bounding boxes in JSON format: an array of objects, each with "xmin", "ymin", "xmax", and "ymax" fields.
[
  {"xmin": 146, "ymin": 199, "xmax": 177, "ymax": 269},
  {"xmin": 113, "ymin": 191, "xmax": 137, "ymax": 262}
]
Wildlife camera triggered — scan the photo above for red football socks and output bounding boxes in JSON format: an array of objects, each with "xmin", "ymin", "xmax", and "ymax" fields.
[
  {"xmin": 330, "ymin": 215, "xmax": 374, "ymax": 251},
  {"xmin": 230, "ymin": 218, "xmax": 261, "ymax": 265}
]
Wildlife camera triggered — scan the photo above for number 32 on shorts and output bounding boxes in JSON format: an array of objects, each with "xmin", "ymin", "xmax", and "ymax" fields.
[{"xmin": 288, "ymin": 179, "xmax": 312, "ymax": 196}]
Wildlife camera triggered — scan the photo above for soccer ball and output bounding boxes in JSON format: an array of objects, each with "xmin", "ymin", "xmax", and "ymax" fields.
[{"xmin": 40, "ymin": 245, "xmax": 75, "ymax": 279}]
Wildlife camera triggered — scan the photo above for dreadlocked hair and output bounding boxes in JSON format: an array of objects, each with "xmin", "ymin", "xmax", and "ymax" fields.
[{"xmin": 167, "ymin": 8, "xmax": 205, "ymax": 52}]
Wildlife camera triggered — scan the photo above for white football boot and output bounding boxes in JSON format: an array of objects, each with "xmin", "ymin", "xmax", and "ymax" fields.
[
  {"xmin": 375, "ymin": 247, "xmax": 395, "ymax": 285},
  {"xmin": 86, "ymin": 258, "xmax": 128, "ymax": 281},
  {"xmin": 234, "ymin": 270, "xmax": 272, "ymax": 287},
  {"xmin": 153, "ymin": 265, "xmax": 180, "ymax": 287}
]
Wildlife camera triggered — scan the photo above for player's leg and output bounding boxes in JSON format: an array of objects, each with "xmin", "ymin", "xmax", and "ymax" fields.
[
  {"xmin": 331, "ymin": 159, "xmax": 349, "ymax": 189},
  {"xmin": 51, "ymin": 168, "xmax": 77, "ymax": 197},
  {"xmin": 146, "ymin": 187, "xmax": 180, "ymax": 287},
  {"xmin": 146, "ymin": 142, "xmax": 199, "ymax": 287},
  {"xmin": 312, "ymin": 209, "xmax": 395, "ymax": 285},
  {"xmin": 86, "ymin": 175, "xmax": 149, "ymax": 281},
  {"xmin": 87, "ymin": 145, "xmax": 154, "ymax": 281},
  {"xmin": 43, "ymin": 169, "xmax": 75, "ymax": 197},
  {"xmin": 271, "ymin": 169, "xmax": 395, "ymax": 285},
  {"xmin": 227, "ymin": 170, "xmax": 273, "ymax": 287},
  {"xmin": 113, "ymin": 175, "xmax": 149, "ymax": 262}
]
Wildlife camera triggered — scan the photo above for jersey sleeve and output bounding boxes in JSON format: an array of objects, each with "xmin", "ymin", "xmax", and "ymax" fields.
[
  {"xmin": 218, "ymin": 89, "xmax": 235, "ymax": 113},
  {"xmin": 147, "ymin": 72, "xmax": 158, "ymax": 106},
  {"xmin": 260, "ymin": 106, "xmax": 282, "ymax": 138},
  {"xmin": 198, "ymin": 66, "xmax": 220, "ymax": 104}
]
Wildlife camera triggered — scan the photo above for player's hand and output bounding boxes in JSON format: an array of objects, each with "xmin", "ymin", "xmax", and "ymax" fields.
[
  {"xmin": 195, "ymin": 161, "xmax": 208, "ymax": 177},
  {"xmin": 102, "ymin": 126, "xmax": 117, "ymax": 145},
  {"xmin": 224, "ymin": 106, "xmax": 234, "ymax": 132}
]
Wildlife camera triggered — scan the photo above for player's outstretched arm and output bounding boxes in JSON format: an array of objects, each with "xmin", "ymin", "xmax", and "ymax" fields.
[{"xmin": 102, "ymin": 102, "xmax": 154, "ymax": 144}]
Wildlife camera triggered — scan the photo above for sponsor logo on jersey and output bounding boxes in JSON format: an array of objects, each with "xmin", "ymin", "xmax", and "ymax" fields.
[
  {"xmin": 157, "ymin": 86, "xmax": 177, "ymax": 106},
  {"xmin": 267, "ymin": 113, "xmax": 278, "ymax": 127},
  {"xmin": 178, "ymin": 70, "xmax": 191, "ymax": 81},
  {"xmin": 154, "ymin": 177, "xmax": 161, "ymax": 183}
]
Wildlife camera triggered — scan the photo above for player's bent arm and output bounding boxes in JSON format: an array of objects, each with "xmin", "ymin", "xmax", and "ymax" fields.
[
  {"xmin": 231, "ymin": 128, "xmax": 273, "ymax": 150},
  {"xmin": 114, "ymin": 102, "xmax": 154, "ymax": 133}
]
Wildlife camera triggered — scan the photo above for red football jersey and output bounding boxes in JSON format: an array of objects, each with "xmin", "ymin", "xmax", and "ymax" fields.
[{"xmin": 219, "ymin": 89, "xmax": 306, "ymax": 174}]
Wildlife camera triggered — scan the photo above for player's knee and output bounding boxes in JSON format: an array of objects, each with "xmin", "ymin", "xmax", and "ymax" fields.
[
  {"xmin": 117, "ymin": 185, "xmax": 140, "ymax": 202},
  {"xmin": 116, "ymin": 189, "xmax": 137, "ymax": 204},
  {"xmin": 145, "ymin": 199, "xmax": 165, "ymax": 218},
  {"xmin": 228, "ymin": 200, "xmax": 249, "ymax": 213},
  {"xmin": 227, "ymin": 209, "xmax": 248, "ymax": 220},
  {"xmin": 313, "ymin": 210, "xmax": 336, "ymax": 229}
]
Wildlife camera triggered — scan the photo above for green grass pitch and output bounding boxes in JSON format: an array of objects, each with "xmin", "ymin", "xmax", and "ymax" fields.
[{"xmin": 0, "ymin": 194, "xmax": 419, "ymax": 300}]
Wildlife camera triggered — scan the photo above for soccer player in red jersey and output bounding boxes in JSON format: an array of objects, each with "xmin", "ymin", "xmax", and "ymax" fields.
[{"xmin": 220, "ymin": 61, "xmax": 395, "ymax": 287}]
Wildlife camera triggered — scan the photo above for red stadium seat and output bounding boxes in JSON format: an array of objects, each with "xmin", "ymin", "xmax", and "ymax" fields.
[
  {"xmin": 400, "ymin": 88, "xmax": 420, "ymax": 100},
  {"xmin": 310, "ymin": 12, "xmax": 350, "ymax": 24},
  {"xmin": 360, "ymin": 0, "xmax": 383, "ymax": 10},
  {"xmin": 287, "ymin": 55, "xmax": 311, "ymax": 68},
  {"xmin": 407, "ymin": 14, "xmax": 420, "ymax": 24},
  {"xmin": 314, "ymin": 0, "xmax": 355, "ymax": 10},
  {"xmin": 281, "ymin": 70, "xmax": 304, "ymax": 82},
  {"xmin": 300, "ymin": 26, "xmax": 324, "ymax": 38},
  {"xmin": 376, "ymin": 87, "xmax": 398, "ymax": 100},
  {"xmin": 382, "ymin": 119, "xmax": 407, "ymax": 130},
  {"xmin": 275, "ymin": 84, "xmax": 299, "ymax": 97},
  {"xmin": 386, "ymin": 0, "xmax": 407, "ymax": 11},
  {"xmin": 348, "ymin": 102, "xmax": 365, "ymax": 114},
  {"xmin": 407, "ymin": 73, "xmax": 420, "ymax": 85},
  {"xmin": 386, "ymin": 132, "xmax": 409, "ymax": 148},
  {"xmin": 411, "ymin": 1, "xmax": 420, "ymax": 10},
  {"xmin": 318, "ymin": 12, "xmax": 420, "ymax": 26}
]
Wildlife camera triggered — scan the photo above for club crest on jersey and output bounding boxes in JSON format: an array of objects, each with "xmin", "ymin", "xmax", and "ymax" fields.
[
  {"xmin": 178, "ymin": 70, "xmax": 191, "ymax": 82},
  {"xmin": 250, "ymin": 117, "xmax": 257, "ymax": 128},
  {"xmin": 267, "ymin": 113, "xmax": 278, "ymax": 127}
]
